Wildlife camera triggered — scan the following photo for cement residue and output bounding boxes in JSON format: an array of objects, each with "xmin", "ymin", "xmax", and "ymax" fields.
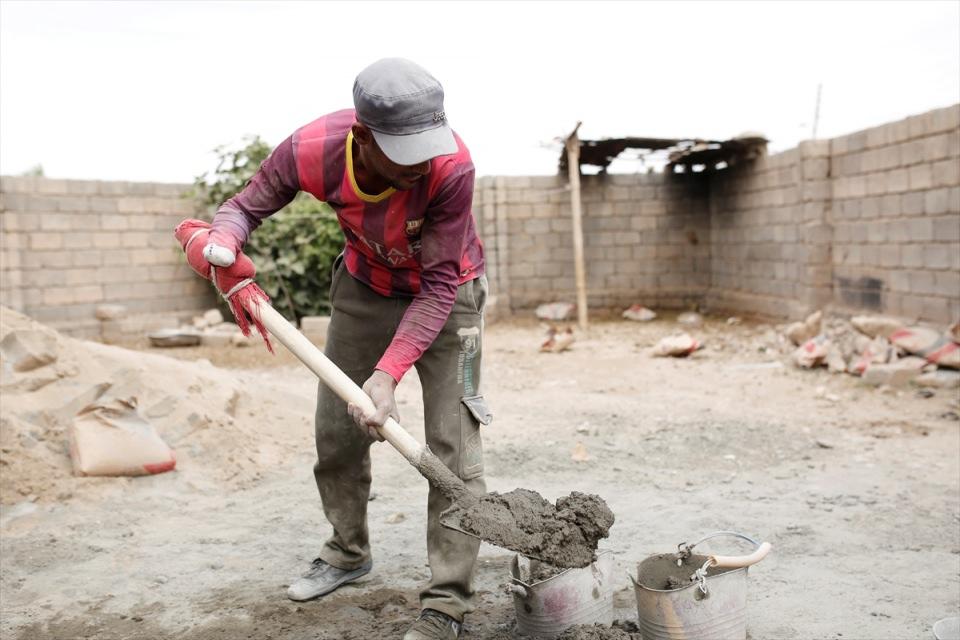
[
  {"xmin": 530, "ymin": 560, "xmax": 567, "ymax": 582},
  {"xmin": 413, "ymin": 448, "xmax": 476, "ymax": 505},
  {"xmin": 556, "ymin": 622, "xmax": 639, "ymax": 639},
  {"xmin": 637, "ymin": 552, "xmax": 736, "ymax": 590},
  {"xmin": 442, "ymin": 488, "xmax": 614, "ymax": 568}
]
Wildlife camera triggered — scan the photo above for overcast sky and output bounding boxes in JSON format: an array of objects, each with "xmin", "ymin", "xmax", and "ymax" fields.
[{"xmin": 1, "ymin": 1, "xmax": 958, "ymax": 183}]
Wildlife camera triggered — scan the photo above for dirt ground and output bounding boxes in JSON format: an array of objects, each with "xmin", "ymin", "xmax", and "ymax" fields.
[{"xmin": 2, "ymin": 314, "xmax": 958, "ymax": 639}]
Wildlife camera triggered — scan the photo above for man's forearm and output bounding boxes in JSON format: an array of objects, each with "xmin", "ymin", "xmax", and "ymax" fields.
[{"xmin": 210, "ymin": 135, "xmax": 300, "ymax": 252}]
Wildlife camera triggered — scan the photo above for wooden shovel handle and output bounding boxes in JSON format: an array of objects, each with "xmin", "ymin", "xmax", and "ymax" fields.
[
  {"xmin": 246, "ymin": 300, "xmax": 425, "ymax": 465},
  {"xmin": 709, "ymin": 541, "xmax": 772, "ymax": 569}
]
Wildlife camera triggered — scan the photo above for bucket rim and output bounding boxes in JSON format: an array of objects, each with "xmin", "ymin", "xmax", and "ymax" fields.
[
  {"xmin": 630, "ymin": 564, "xmax": 748, "ymax": 594},
  {"xmin": 511, "ymin": 549, "xmax": 612, "ymax": 587}
]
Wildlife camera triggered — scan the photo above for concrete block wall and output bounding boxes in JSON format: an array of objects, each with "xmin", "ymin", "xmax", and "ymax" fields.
[
  {"xmin": 707, "ymin": 140, "xmax": 835, "ymax": 320},
  {"xmin": 2, "ymin": 105, "xmax": 956, "ymax": 336},
  {"xmin": 474, "ymin": 172, "xmax": 711, "ymax": 312},
  {"xmin": 829, "ymin": 105, "xmax": 960, "ymax": 323},
  {"xmin": 0, "ymin": 177, "xmax": 216, "ymax": 338}
]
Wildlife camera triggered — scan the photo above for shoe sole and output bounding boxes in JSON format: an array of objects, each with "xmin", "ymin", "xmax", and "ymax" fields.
[{"xmin": 286, "ymin": 564, "xmax": 372, "ymax": 602}]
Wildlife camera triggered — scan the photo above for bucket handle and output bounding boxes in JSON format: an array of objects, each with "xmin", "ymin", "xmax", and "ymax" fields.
[{"xmin": 680, "ymin": 531, "xmax": 772, "ymax": 569}]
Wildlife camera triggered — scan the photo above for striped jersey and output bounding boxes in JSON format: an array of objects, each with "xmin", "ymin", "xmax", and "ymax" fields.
[{"xmin": 211, "ymin": 109, "xmax": 484, "ymax": 380}]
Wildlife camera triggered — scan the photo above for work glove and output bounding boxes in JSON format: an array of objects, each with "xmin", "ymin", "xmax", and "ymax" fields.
[
  {"xmin": 173, "ymin": 219, "xmax": 272, "ymax": 351},
  {"xmin": 347, "ymin": 370, "xmax": 399, "ymax": 442},
  {"xmin": 202, "ymin": 229, "xmax": 240, "ymax": 267}
]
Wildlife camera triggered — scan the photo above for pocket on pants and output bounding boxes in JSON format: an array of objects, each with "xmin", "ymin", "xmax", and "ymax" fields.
[{"xmin": 459, "ymin": 395, "xmax": 492, "ymax": 480}]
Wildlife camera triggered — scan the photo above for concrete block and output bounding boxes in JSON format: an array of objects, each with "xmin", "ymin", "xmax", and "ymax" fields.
[
  {"xmin": 861, "ymin": 245, "xmax": 880, "ymax": 265},
  {"xmin": 101, "ymin": 214, "xmax": 129, "ymax": 230},
  {"xmin": 121, "ymin": 232, "xmax": 149, "ymax": 248},
  {"xmin": 925, "ymin": 188, "xmax": 949, "ymax": 215},
  {"xmin": 879, "ymin": 194, "xmax": 901, "ymax": 218},
  {"xmin": 925, "ymin": 132, "xmax": 955, "ymax": 162},
  {"xmin": 33, "ymin": 179, "xmax": 68, "ymax": 195},
  {"xmin": 924, "ymin": 245, "xmax": 952, "ymax": 270},
  {"xmin": 63, "ymin": 267, "xmax": 99, "ymax": 286},
  {"xmin": 866, "ymin": 125, "xmax": 889, "ymax": 149},
  {"xmin": 866, "ymin": 172, "xmax": 888, "ymax": 196},
  {"xmin": 857, "ymin": 197, "xmax": 880, "ymax": 220},
  {"xmin": 878, "ymin": 145, "xmax": 901, "ymax": 171},
  {"xmin": 866, "ymin": 222, "xmax": 887, "ymax": 243},
  {"xmin": 931, "ymin": 158, "xmax": 960, "ymax": 188},
  {"xmin": 932, "ymin": 216, "xmax": 960, "ymax": 242},
  {"xmin": 909, "ymin": 270, "xmax": 938, "ymax": 295},
  {"xmin": 908, "ymin": 164, "xmax": 933, "ymax": 190},
  {"xmin": 879, "ymin": 245, "xmax": 900, "ymax": 267},
  {"xmin": 72, "ymin": 284, "xmax": 104, "ymax": 304},
  {"xmin": 930, "ymin": 104, "xmax": 960, "ymax": 133},
  {"xmin": 93, "ymin": 232, "xmax": 121, "ymax": 248},
  {"xmin": 889, "ymin": 269, "xmax": 910, "ymax": 292},
  {"xmin": 87, "ymin": 197, "xmax": 119, "ymax": 213},
  {"xmin": 523, "ymin": 218, "xmax": 550, "ymax": 235},
  {"xmin": 934, "ymin": 270, "xmax": 960, "ymax": 295},
  {"xmin": 847, "ymin": 175, "xmax": 866, "ymax": 198},
  {"xmin": 887, "ymin": 118, "xmax": 912, "ymax": 144},
  {"xmin": 900, "ymin": 140, "xmax": 925, "ymax": 166},
  {"xmin": 29, "ymin": 232, "xmax": 63, "ymax": 250},
  {"xmin": 531, "ymin": 203, "xmax": 556, "ymax": 218},
  {"xmin": 116, "ymin": 198, "xmax": 147, "ymax": 213},
  {"xmin": 67, "ymin": 180, "xmax": 101, "ymax": 195},
  {"xmin": 38, "ymin": 213, "xmax": 74, "ymax": 232},
  {"xmin": 72, "ymin": 250, "xmax": 101, "ymax": 267},
  {"xmin": 886, "ymin": 169, "xmax": 908, "ymax": 193},
  {"xmin": 42, "ymin": 286, "xmax": 75, "ymax": 305},
  {"xmin": 909, "ymin": 218, "xmax": 934, "ymax": 242},
  {"xmin": 861, "ymin": 356, "xmax": 927, "ymax": 387},
  {"xmin": 901, "ymin": 191, "xmax": 925, "ymax": 216}
]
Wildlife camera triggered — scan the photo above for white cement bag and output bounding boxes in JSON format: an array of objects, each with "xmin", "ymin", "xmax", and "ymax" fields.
[
  {"xmin": 890, "ymin": 327, "xmax": 960, "ymax": 369},
  {"xmin": 652, "ymin": 333, "xmax": 702, "ymax": 357},
  {"xmin": 69, "ymin": 397, "xmax": 176, "ymax": 476}
]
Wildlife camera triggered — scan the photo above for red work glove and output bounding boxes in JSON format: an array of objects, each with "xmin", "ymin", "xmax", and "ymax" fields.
[{"xmin": 173, "ymin": 219, "xmax": 273, "ymax": 352}]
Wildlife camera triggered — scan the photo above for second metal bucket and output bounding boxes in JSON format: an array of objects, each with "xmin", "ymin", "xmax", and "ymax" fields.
[
  {"xmin": 629, "ymin": 532, "xmax": 771, "ymax": 640},
  {"xmin": 508, "ymin": 550, "xmax": 614, "ymax": 638}
]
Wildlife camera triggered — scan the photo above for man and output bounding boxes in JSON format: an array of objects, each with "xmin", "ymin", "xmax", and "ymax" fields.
[{"xmin": 202, "ymin": 58, "xmax": 490, "ymax": 640}]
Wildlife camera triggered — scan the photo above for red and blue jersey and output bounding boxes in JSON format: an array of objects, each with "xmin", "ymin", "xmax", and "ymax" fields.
[{"xmin": 211, "ymin": 109, "xmax": 484, "ymax": 380}]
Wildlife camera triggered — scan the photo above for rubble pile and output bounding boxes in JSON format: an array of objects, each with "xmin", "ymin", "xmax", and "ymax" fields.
[{"xmin": 785, "ymin": 311, "xmax": 959, "ymax": 388}]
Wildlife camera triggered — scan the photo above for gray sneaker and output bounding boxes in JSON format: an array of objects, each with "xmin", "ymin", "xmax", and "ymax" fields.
[
  {"xmin": 403, "ymin": 609, "xmax": 463, "ymax": 640},
  {"xmin": 286, "ymin": 557, "xmax": 372, "ymax": 601}
]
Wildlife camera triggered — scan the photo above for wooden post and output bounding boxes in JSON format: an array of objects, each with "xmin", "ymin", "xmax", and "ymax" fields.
[{"xmin": 565, "ymin": 122, "xmax": 588, "ymax": 331}]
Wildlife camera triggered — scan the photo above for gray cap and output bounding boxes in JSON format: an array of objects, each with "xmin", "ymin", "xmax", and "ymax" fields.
[{"xmin": 353, "ymin": 58, "xmax": 458, "ymax": 166}]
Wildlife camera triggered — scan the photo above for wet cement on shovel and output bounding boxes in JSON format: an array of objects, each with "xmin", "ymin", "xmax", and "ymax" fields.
[
  {"xmin": 413, "ymin": 449, "xmax": 614, "ymax": 569},
  {"xmin": 442, "ymin": 488, "xmax": 614, "ymax": 569}
]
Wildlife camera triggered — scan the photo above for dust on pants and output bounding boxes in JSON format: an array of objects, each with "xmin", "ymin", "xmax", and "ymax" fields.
[{"xmin": 313, "ymin": 257, "xmax": 490, "ymax": 622}]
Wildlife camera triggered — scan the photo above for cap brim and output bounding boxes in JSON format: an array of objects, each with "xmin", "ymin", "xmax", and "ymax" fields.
[{"xmin": 370, "ymin": 124, "xmax": 458, "ymax": 166}]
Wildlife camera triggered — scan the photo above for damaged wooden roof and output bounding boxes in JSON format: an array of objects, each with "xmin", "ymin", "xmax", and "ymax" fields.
[{"xmin": 559, "ymin": 134, "xmax": 768, "ymax": 174}]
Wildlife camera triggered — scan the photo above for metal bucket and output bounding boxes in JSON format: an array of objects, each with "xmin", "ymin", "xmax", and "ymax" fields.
[
  {"xmin": 508, "ymin": 550, "xmax": 614, "ymax": 638},
  {"xmin": 630, "ymin": 532, "xmax": 767, "ymax": 640}
]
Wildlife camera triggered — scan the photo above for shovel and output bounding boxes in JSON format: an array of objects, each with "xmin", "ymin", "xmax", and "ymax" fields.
[
  {"xmin": 174, "ymin": 220, "xmax": 610, "ymax": 567},
  {"xmin": 242, "ymin": 298, "xmax": 612, "ymax": 568}
]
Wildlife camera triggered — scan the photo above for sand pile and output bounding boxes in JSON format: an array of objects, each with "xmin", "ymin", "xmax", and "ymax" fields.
[{"xmin": 0, "ymin": 307, "xmax": 309, "ymax": 504}]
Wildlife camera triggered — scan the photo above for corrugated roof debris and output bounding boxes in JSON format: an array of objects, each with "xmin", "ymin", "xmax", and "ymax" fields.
[{"xmin": 559, "ymin": 133, "xmax": 768, "ymax": 174}]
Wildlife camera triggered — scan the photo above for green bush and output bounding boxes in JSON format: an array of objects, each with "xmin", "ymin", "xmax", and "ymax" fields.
[{"xmin": 193, "ymin": 136, "xmax": 343, "ymax": 321}]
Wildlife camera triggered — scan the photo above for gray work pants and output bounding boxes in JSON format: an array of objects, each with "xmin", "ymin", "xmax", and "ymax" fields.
[{"xmin": 313, "ymin": 256, "xmax": 490, "ymax": 622}]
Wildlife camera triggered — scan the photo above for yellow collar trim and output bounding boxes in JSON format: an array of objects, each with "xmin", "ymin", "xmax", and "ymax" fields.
[{"xmin": 346, "ymin": 130, "xmax": 395, "ymax": 203}]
